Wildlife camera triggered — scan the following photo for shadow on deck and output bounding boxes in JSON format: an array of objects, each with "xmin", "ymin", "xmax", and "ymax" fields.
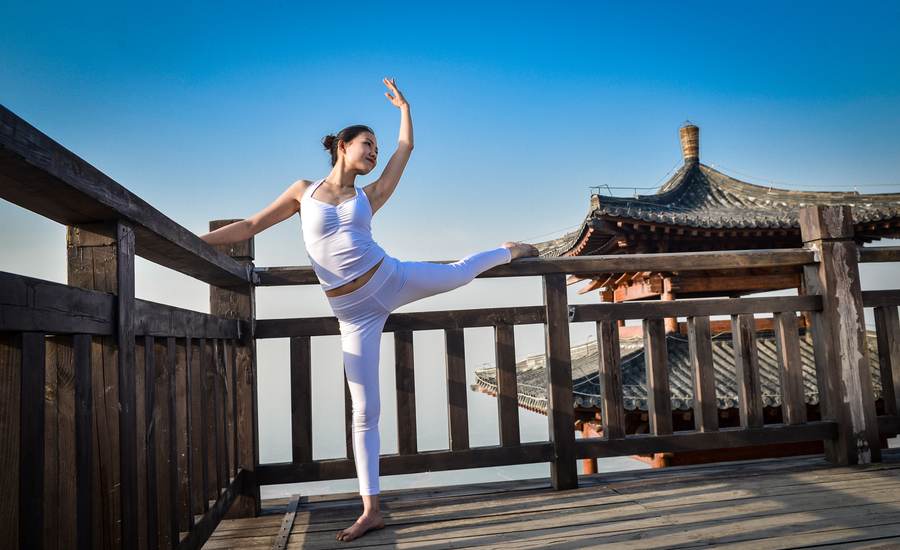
[{"xmin": 203, "ymin": 448, "xmax": 900, "ymax": 550}]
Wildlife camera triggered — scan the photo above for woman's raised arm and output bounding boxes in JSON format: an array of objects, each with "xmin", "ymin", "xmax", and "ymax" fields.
[
  {"xmin": 364, "ymin": 78, "xmax": 413, "ymax": 214},
  {"xmin": 200, "ymin": 179, "xmax": 310, "ymax": 245}
]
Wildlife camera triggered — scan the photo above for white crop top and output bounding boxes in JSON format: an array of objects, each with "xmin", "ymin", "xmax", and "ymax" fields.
[{"xmin": 300, "ymin": 179, "xmax": 386, "ymax": 291}]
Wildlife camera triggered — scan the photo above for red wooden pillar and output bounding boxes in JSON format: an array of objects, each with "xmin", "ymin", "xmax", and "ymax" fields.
[{"xmin": 799, "ymin": 205, "xmax": 881, "ymax": 465}]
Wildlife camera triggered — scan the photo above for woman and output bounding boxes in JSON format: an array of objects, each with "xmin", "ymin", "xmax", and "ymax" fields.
[{"xmin": 201, "ymin": 78, "xmax": 537, "ymax": 542}]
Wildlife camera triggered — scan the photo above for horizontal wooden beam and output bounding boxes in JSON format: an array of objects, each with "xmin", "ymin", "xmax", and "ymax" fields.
[
  {"xmin": 862, "ymin": 290, "xmax": 900, "ymax": 309},
  {"xmin": 576, "ymin": 422, "xmax": 838, "ymax": 459},
  {"xmin": 256, "ymin": 306, "xmax": 547, "ymax": 339},
  {"xmin": 0, "ymin": 270, "xmax": 115, "ymax": 334},
  {"xmin": 253, "ymin": 248, "xmax": 817, "ymax": 287},
  {"xmin": 0, "ymin": 271, "xmax": 240, "ymax": 338},
  {"xmin": 135, "ymin": 300, "xmax": 242, "ymax": 339},
  {"xmin": 0, "ymin": 104, "xmax": 250, "ymax": 287},
  {"xmin": 255, "ymin": 442, "xmax": 555, "ymax": 485},
  {"xmin": 571, "ymin": 295, "xmax": 822, "ymax": 323},
  {"xmin": 859, "ymin": 246, "xmax": 900, "ymax": 264}
]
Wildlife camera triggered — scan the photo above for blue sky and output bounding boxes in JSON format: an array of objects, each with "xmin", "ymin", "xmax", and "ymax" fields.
[{"xmin": 2, "ymin": 1, "xmax": 899, "ymax": 494}]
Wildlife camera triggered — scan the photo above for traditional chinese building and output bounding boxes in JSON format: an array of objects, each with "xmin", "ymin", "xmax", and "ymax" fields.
[{"xmin": 474, "ymin": 123, "xmax": 900, "ymax": 469}]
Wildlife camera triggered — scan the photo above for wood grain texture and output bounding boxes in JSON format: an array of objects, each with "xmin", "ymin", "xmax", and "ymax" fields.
[
  {"xmin": 732, "ymin": 313, "xmax": 764, "ymax": 429},
  {"xmin": 543, "ymin": 274, "xmax": 577, "ymax": 491},
  {"xmin": 774, "ymin": 312, "xmax": 807, "ymax": 425},
  {"xmin": 445, "ymin": 329, "xmax": 470, "ymax": 452},
  {"xmin": 643, "ymin": 318, "xmax": 673, "ymax": 436},
  {"xmin": 598, "ymin": 320, "xmax": 626, "ymax": 440},
  {"xmin": 687, "ymin": 316, "xmax": 718, "ymax": 433},
  {"xmin": 495, "ymin": 325, "xmax": 520, "ymax": 447}
]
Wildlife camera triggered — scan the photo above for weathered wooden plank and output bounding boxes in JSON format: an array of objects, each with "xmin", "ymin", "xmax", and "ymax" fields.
[
  {"xmin": 800, "ymin": 205, "xmax": 881, "ymax": 465},
  {"xmin": 252, "ymin": 248, "xmax": 816, "ymax": 286},
  {"xmin": 116, "ymin": 220, "xmax": 139, "ymax": 550},
  {"xmin": 55, "ymin": 337, "xmax": 78, "ymax": 550},
  {"xmin": 572, "ymin": 295, "xmax": 821, "ymax": 323},
  {"xmin": 198, "ymin": 340, "xmax": 212, "ymax": 509},
  {"xmin": 164, "ymin": 338, "xmax": 179, "ymax": 548},
  {"xmin": 576, "ymin": 422, "xmax": 838, "ymax": 460},
  {"xmin": 863, "ymin": 289, "xmax": 900, "ymax": 308},
  {"xmin": 598, "ymin": 320, "xmax": 626, "ymax": 440},
  {"xmin": 0, "ymin": 271, "xmax": 115, "ymax": 335},
  {"xmin": 495, "ymin": 325, "xmax": 520, "ymax": 447},
  {"xmin": 290, "ymin": 337, "xmax": 313, "ymax": 464},
  {"xmin": 687, "ymin": 316, "xmax": 718, "ymax": 432},
  {"xmin": 149, "ymin": 338, "xmax": 171, "ymax": 550},
  {"xmin": 175, "ymin": 339, "xmax": 193, "ymax": 535},
  {"xmin": 225, "ymin": 340, "xmax": 236, "ymax": 481},
  {"xmin": 139, "ymin": 337, "xmax": 158, "ymax": 550},
  {"xmin": 44, "ymin": 336, "xmax": 60, "ymax": 550},
  {"xmin": 21, "ymin": 332, "xmax": 45, "ymax": 550},
  {"xmin": 445, "ymin": 329, "xmax": 469, "ymax": 452},
  {"xmin": 774, "ymin": 311, "xmax": 807, "ymax": 425},
  {"xmin": 134, "ymin": 300, "xmax": 241, "ymax": 340},
  {"xmin": 543, "ymin": 274, "xmax": 577, "ymax": 491},
  {"xmin": 134, "ymin": 338, "xmax": 150, "ymax": 550},
  {"xmin": 190, "ymin": 339, "xmax": 207, "ymax": 515},
  {"xmin": 208, "ymin": 221, "xmax": 259, "ymax": 519},
  {"xmin": 858, "ymin": 245, "xmax": 900, "ymax": 264},
  {"xmin": 0, "ymin": 334, "xmax": 21, "ymax": 549},
  {"xmin": 212, "ymin": 340, "xmax": 225, "ymax": 498},
  {"xmin": 73, "ymin": 334, "xmax": 93, "ymax": 550},
  {"xmin": 873, "ymin": 306, "xmax": 900, "ymax": 416},
  {"xmin": 732, "ymin": 313, "xmax": 764, "ymax": 429},
  {"xmin": 0, "ymin": 105, "xmax": 250, "ymax": 287},
  {"xmin": 643, "ymin": 318, "xmax": 673, "ymax": 436},
  {"xmin": 255, "ymin": 442, "xmax": 556, "ymax": 485},
  {"xmin": 256, "ymin": 306, "xmax": 546, "ymax": 339},
  {"xmin": 173, "ymin": 468, "xmax": 252, "ymax": 550},
  {"xmin": 395, "ymin": 331, "xmax": 418, "ymax": 456}
]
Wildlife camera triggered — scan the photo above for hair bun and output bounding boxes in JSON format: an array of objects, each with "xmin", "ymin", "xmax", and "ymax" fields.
[{"xmin": 322, "ymin": 134, "xmax": 336, "ymax": 151}]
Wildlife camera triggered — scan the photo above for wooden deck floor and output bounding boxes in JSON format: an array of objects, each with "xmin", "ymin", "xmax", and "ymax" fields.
[{"xmin": 202, "ymin": 448, "xmax": 900, "ymax": 549}]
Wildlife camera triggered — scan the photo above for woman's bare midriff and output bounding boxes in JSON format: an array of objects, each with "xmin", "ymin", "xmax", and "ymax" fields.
[{"xmin": 324, "ymin": 259, "xmax": 385, "ymax": 298}]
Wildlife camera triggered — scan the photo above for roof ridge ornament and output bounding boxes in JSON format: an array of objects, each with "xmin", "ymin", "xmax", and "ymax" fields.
[{"xmin": 678, "ymin": 120, "xmax": 700, "ymax": 164}]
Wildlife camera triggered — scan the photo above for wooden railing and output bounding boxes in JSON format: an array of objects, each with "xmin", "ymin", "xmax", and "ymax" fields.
[
  {"xmin": 2, "ymin": 103, "xmax": 899, "ymax": 550},
  {"xmin": 1, "ymin": 105, "xmax": 257, "ymax": 550},
  {"xmin": 250, "ymin": 227, "xmax": 900, "ymax": 492}
]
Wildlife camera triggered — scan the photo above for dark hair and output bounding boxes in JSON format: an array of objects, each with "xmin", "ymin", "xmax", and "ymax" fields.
[{"xmin": 322, "ymin": 125, "xmax": 375, "ymax": 166}]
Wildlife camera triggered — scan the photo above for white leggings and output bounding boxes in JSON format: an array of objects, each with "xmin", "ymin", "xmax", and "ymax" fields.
[{"xmin": 326, "ymin": 247, "xmax": 512, "ymax": 495}]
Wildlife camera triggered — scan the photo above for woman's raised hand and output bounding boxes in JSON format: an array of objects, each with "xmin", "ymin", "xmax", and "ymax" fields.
[{"xmin": 383, "ymin": 78, "xmax": 409, "ymax": 109}]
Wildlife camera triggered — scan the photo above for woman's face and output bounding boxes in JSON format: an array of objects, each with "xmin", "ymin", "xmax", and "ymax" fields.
[{"xmin": 342, "ymin": 132, "xmax": 378, "ymax": 173}]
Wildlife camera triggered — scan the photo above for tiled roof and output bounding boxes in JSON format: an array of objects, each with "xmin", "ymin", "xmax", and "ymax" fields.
[
  {"xmin": 538, "ymin": 163, "xmax": 900, "ymax": 257},
  {"xmin": 471, "ymin": 328, "xmax": 884, "ymax": 414}
]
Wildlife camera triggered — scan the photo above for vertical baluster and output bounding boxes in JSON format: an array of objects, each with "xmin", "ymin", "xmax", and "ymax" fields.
[
  {"xmin": 142, "ymin": 336, "xmax": 158, "ymax": 550},
  {"xmin": 21, "ymin": 332, "xmax": 46, "ymax": 550},
  {"xmin": 1, "ymin": 334, "xmax": 21, "ymax": 547},
  {"xmin": 395, "ymin": 331, "xmax": 417, "ymax": 456},
  {"xmin": 598, "ymin": 320, "xmax": 626, "ymax": 440},
  {"xmin": 495, "ymin": 325, "xmax": 520, "ymax": 447},
  {"xmin": 774, "ymin": 312, "xmax": 806, "ymax": 425},
  {"xmin": 290, "ymin": 337, "xmax": 313, "ymax": 463},
  {"xmin": 687, "ymin": 316, "xmax": 718, "ymax": 432},
  {"xmin": 344, "ymin": 372, "xmax": 354, "ymax": 460},
  {"xmin": 732, "ymin": 314, "xmax": 764, "ymax": 429},
  {"xmin": 44, "ymin": 336, "xmax": 60, "ymax": 549},
  {"xmin": 177, "ymin": 338, "xmax": 194, "ymax": 534},
  {"xmin": 445, "ymin": 329, "xmax": 470, "ymax": 451},
  {"xmin": 874, "ymin": 306, "xmax": 900, "ymax": 416},
  {"xmin": 543, "ymin": 274, "xmax": 577, "ymax": 490},
  {"xmin": 214, "ymin": 340, "xmax": 226, "ymax": 493},
  {"xmin": 74, "ymin": 334, "xmax": 93, "ymax": 550},
  {"xmin": 197, "ymin": 339, "xmax": 210, "ymax": 513},
  {"xmin": 166, "ymin": 338, "xmax": 181, "ymax": 545},
  {"xmin": 643, "ymin": 318, "xmax": 673, "ymax": 435}
]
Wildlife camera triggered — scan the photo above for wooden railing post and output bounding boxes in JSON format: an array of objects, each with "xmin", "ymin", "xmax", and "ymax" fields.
[
  {"xmin": 67, "ymin": 221, "xmax": 139, "ymax": 550},
  {"xmin": 208, "ymin": 220, "xmax": 260, "ymax": 518},
  {"xmin": 799, "ymin": 205, "xmax": 881, "ymax": 465},
  {"xmin": 543, "ymin": 274, "xmax": 578, "ymax": 490}
]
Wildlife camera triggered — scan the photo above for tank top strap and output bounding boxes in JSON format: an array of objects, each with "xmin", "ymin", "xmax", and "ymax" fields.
[{"xmin": 301, "ymin": 178, "xmax": 326, "ymax": 204}]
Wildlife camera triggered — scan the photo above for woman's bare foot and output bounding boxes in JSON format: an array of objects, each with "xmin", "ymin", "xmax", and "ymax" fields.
[
  {"xmin": 336, "ymin": 509, "xmax": 385, "ymax": 542},
  {"xmin": 504, "ymin": 241, "xmax": 539, "ymax": 260}
]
